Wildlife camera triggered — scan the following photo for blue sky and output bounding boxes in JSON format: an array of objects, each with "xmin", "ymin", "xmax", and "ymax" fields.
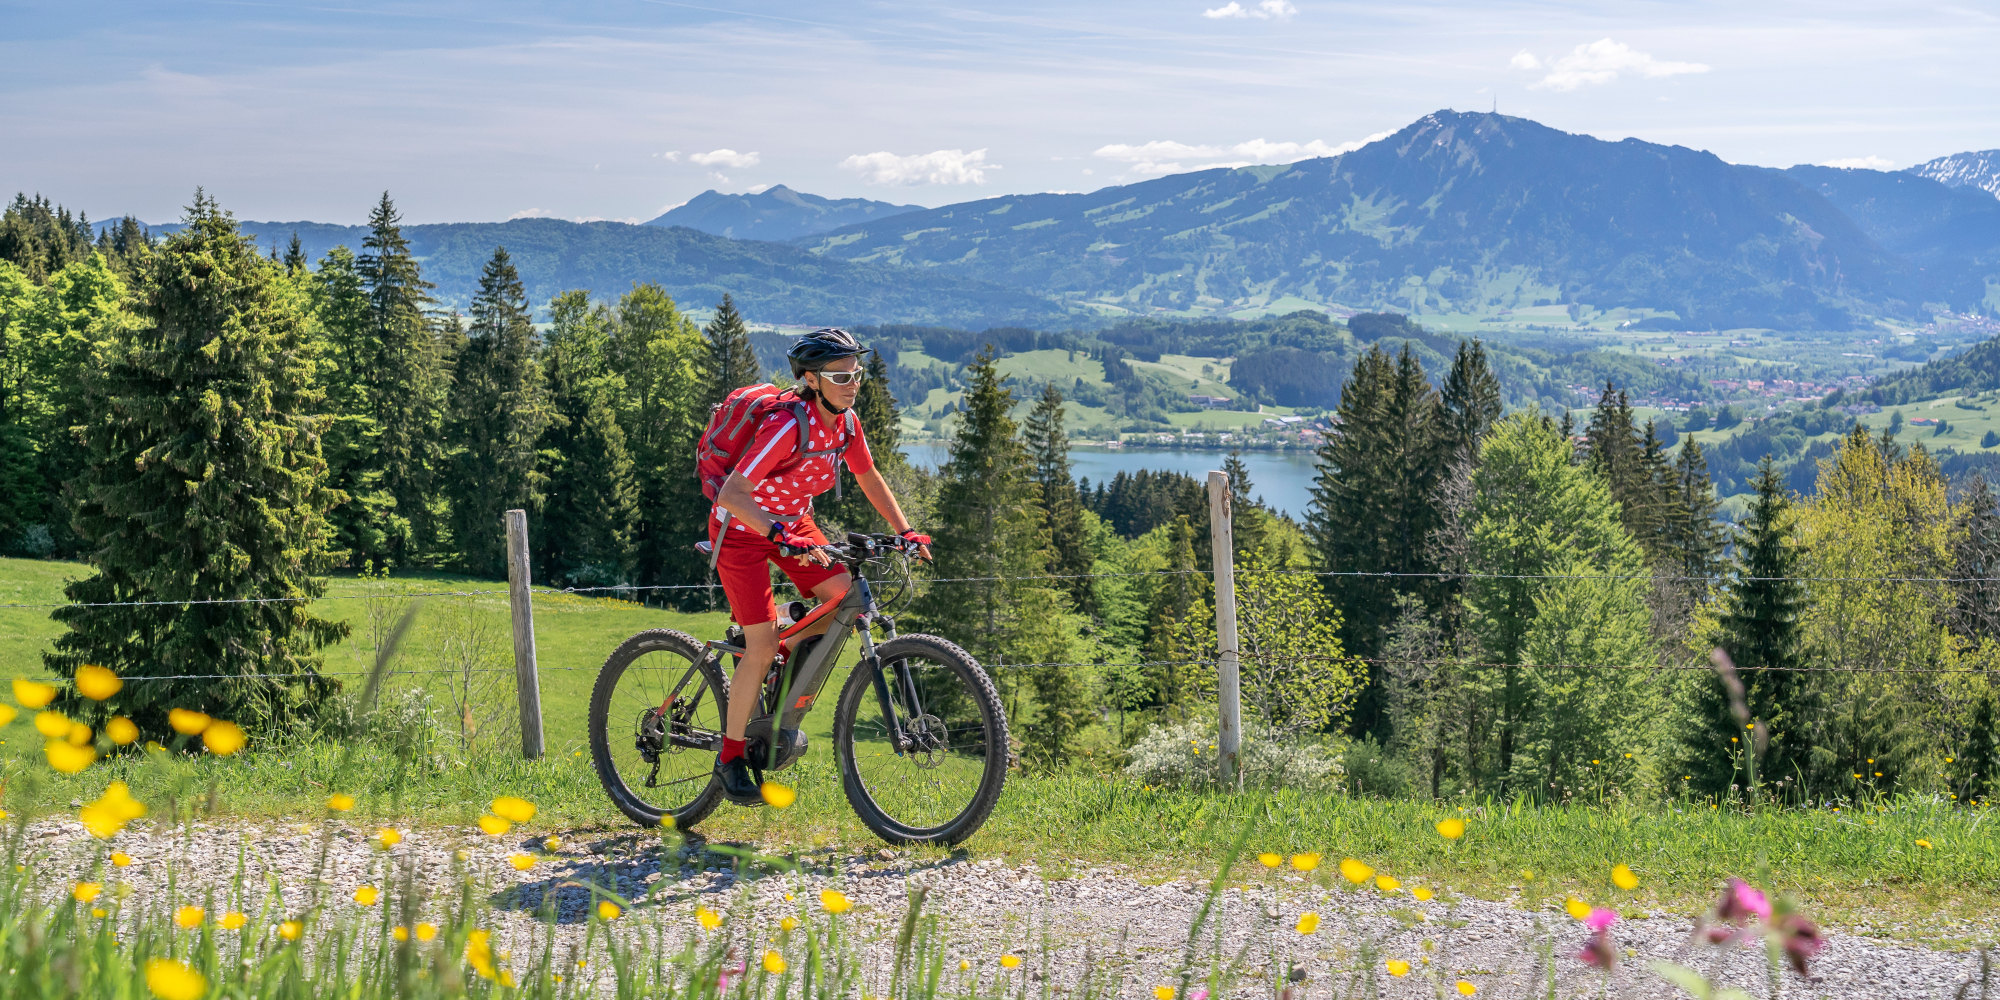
[{"xmin": 4, "ymin": 1, "xmax": 1997, "ymax": 225}]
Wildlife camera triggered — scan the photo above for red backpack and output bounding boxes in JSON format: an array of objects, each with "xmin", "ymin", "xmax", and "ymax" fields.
[{"xmin": 696, "ymin": 384, "xmax": 857, "ymax": 502}]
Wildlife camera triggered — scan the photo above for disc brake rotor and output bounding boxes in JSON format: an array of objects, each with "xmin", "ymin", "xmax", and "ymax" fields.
[{"xmin": 905, "ymin": 713, "xmax": 949, "ymax": 768}]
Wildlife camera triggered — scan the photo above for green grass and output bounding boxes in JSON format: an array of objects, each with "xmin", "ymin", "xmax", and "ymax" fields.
[{"xmin": 8, "ymin": 559, "xmax": 2000, "ymax": 943}]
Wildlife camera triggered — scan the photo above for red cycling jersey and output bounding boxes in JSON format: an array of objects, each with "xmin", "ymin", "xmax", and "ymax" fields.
[{"xmin": 710, "ymin": 403, "xmax": 874, "ymax": 624}]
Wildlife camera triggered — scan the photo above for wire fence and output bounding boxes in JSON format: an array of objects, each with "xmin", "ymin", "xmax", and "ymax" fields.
[{"xmin": 7, "ymin": 559, "xmax": 2000, "ymax": 686}]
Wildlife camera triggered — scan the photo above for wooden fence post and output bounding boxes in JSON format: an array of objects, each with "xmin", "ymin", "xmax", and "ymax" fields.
[
  {"xmin": 1207, "ymin": 471, "xmax": 1242, "ymax": 789},
  {"xmin": 504, "ymin": 509, "xmax": 546, "ymax": 760}
]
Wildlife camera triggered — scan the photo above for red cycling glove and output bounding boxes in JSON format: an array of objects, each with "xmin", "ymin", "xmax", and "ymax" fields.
[
  {"xmin": 767, "ymin": 522, "xmax": 819, "ymax": 556},
  {"xmin": 899, "ymin": 528, "xmax": 932, "ymax": 548}
]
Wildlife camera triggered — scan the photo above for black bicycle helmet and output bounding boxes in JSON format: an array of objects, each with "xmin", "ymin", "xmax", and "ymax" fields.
[{"xmin": 787, "ymin": 327, "xmax": 869, "ymax": 378}]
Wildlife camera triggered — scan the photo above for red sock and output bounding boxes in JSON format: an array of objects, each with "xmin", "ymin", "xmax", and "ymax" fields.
[{"xmin": 720, "ymin": 737, "xmax": 746, "ymax": 763}]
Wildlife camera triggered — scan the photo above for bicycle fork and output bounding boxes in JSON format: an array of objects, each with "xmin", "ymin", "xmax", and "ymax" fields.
[{"xmin": 861, "ymin": 628, "xmax": 927, "ymax": 756}]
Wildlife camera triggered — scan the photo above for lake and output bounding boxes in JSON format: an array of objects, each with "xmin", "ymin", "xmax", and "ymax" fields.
[{"xmin": 902, "ymin": 442, "xmax": 1320, "ymax": 518}]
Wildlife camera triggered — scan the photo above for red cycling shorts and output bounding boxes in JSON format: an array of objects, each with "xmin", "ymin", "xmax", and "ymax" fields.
[{"xmin": 709, "ymin": 511, "xmax": 848, "ymax": 626}]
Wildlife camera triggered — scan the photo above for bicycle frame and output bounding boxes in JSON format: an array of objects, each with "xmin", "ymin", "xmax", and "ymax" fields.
[{"xmin": 659, "ymin": 554, "xmax": 926, "ymax": 758}]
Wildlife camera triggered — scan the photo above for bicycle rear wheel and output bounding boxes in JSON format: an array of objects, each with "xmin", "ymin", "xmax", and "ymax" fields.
[
  {"xmin": 588, "ymin": 629, "xmax": 729, "ymax": 829},
  {"xmin": 832, "ymin": 634, "xmax": 1009, "ymax": 845}
]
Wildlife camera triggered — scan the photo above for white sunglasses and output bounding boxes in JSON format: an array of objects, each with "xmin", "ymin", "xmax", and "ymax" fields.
[{"xmin": 814, "ymin": 369, "xmax": 866, "ymax": 386}]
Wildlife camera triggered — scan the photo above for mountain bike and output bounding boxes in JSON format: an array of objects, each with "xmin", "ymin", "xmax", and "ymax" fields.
[{"xmin": 587, "ymin": 531, "xmax": 1010, "ymax": 846}]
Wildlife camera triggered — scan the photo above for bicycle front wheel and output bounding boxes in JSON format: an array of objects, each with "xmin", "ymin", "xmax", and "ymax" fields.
[
  {"xmin": 833, "ymin": 634, "xmax": 1009, "ymax": 845},
  {"xmin": 588, "ymin": 629, "xmax": 729, "ymax": 830}
]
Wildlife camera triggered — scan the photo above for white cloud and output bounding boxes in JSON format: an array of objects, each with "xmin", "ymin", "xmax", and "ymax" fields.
[
  {"xmin": 508, "ymin": 207, "xmax": 550, "ymax": 219},
  {"xmin": 1203, "ymin": 0, "xmax": 1296, "ymax": 20},
  {"xmin": 1820, "ymin": 155, "xmax": 1895, "ymax": 170},
  {"xmin": 1092, "ymin": 132, "xmax": 1389, "ymax": 177},
  {"xmin": 839, "ymin": 148, "xmax": 994, "ymax": 185},
  {"xmin": 689, "ymin": 148, "xmax": 760, "ymax": 168},
  {"xmin": 656, "ymin": 151, "xmax": 682, "ymax": 162},
  {"xmin": 746, "ymin": 182, "xmax": 775, "ymax": 193},
  {"xmin": 1516, "ymin": 39, "xmax": 1710, "ymax": 91}
]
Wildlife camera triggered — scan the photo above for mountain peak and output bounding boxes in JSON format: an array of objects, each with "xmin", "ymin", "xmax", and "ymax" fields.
[
  {"xmin": 1906, "ymin": 149, "xmax": 2000, "ymax": 201},
  {"xmin": 647, "ymin": 186, "xmax": 921, "ymax": 241}
]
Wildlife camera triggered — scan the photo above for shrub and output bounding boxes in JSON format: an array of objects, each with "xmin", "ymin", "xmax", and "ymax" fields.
[{"xmin": 1123, "ymin": 717, "xmax": 1344, "ymax": 791}]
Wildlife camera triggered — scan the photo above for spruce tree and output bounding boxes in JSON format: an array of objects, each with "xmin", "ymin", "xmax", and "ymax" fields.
[
  {"xmin": 1143, "ymin": 515, "xmax": 1212, "ymax": 715},
  {"xmin": 1687, "ymin": 458, "xmax": 1808, "ymax": 797},
  {"xmin": 1022, "ymin": 383, "xmax": 1093, "ymax": 610},
  {"xmin": 283, "ymin": 233, "xmax": 307, "ymax": 276},
  {"xmin": 46, "ymin": 192, "xmax": 346, "ymax": 730},
  {"xmin": 1222, "ymin": 450, "xmax": 1269, "ymax": 563},
  {"xmin": 446, "ymin": 247, "xmax": 551, "ymax": 577},
  {"xmin": 701, "ymin": 294, "xmax": 762, "ymax": 411},
  {"xmin": 1949, "ymin": 475, "xmax": 2000, "ymax": 642},
  {"xmin": 1306, "ymin": 344, "xmax": 1442, "ymax": 738},
  {"xmin": 1438, "ymin": 339, "xmax": 1502, "ymax": 461},
  {"xmin": 1665, "ymin": 439, "xmax": 1726, "ymax": 584},
  {"xmin": 911, "ymin": 348, "xmax": 1059, "ymax": 666},
  {"xmin": 536, "ymin": 290, "xmax": 638, "ymax": 586},
  {"xmin": 357, "ymin": 193, "xmax": 443, "ymax": 564},
  {"xmin": 609, "ymin": 284, "xmax": 709, "ymax": 595},
  {"xmin": 309, "ymin": 246, "xmax": 394, "ymax": 566}
]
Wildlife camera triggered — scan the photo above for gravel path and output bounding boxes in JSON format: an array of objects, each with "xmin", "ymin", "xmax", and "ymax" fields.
[{"xmin": 24, "ymin": 818, "xmax": 1990, "ymax": 999}]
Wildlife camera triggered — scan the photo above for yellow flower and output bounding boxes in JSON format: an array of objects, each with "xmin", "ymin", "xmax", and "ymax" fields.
[
  {"xmin": 416, "ymin": 923, "xmax": 438, "ymax": 942},
  {"xmin": 66, "ymin": 722, "xmax": 91, "ymax": 746},
  {"xmin": 1435, "ymin": 818, "xmax": 1466, "ymax": 840},
  {"xmin": 1339, "ymin": 858, "xmax": 1374, "ymax": 885},
  {"xmin": 201, "ymin": 720, "xmax": 245, "ymax": 756},
  {"xmin": 174, "ymin": 905, "xmax": 204, "ymax": 929},
  {"xmin": 477, "ymin": 814, "xmax": 512, "ymax": 836},
  {"xmin": 1289, "ymin": 852, "xmax": 1321, "ymax": 872},
  {"xmin": 489, "ymin": 796, "xmax": 537, "ymax": 823},
  {"xmin": 508, "ymin": 854, "xmax": 537, "ymax": 871},
  {"xmin": 73, "ymin": 882, "xmax": 102, "ymax": 902},
  {"xmin": 46, "ymin": 739, "xmax": 96, "ymax": 773},
  {"xmin": 762, "ymin": 950, "xmax": 787, "ymax": 974},
  {"xmin": 91, "ymin": 908, "xmax": 106, "ymax": 918},
  {"xmin": 760, "ymin": 781, "xmax": 797, "ymax": 808},
  {"xmin": 1564, "ymin": 897, "xmax": 1592, "ymax": 920},
  {"xmin": 1386, "ymin": 959, "xmax": 1411, "ymax": 977},
  {"xmin": 279, "ymin": 920, "xmax": 303, "ymax": 941},
  {"xmin": 354, "ymin": 885, "xmax": 379, "ymax": 906},
  {"xmin": 1295, "ymin": 911, "xmax": 1320, "ymax": 934},
  {"xmin": 780, "ymin": 916, "xmax": 798, "ymax": 931},
  {"xmin": 597, "ymin": 900, "xmax": 621, "ymax": 920},
  {"xmin": 1916, "ymin": 839, "xmax": 1934, "ymax": 849},
  {"xmin": 13, "ymin": 678, "xmax": 56, "ymax": 708},
  {"xmin": 74, "ymin": 665, "xmax": 122, "ymax": 701},
  {"xmin": 111, "ymin": 852, "xmax": 132, "ymax": 867},
  {"xmin": 1611, "ymin": 864, "xmax": 1639, "ymax": 891},
  {"xmin": 0, "ymin": 703, "xmax": 15, "ymax": 726},
  {"xmin": 144, "ymin": 957, "xmax": 209, "ymax": 1000},
  {"xmin": 1457, "ymin": 980, "xmax": 1478, "ymax": 995},
  {"xmin": 466, "ymin": 929, "xmax": 497, "ymax": 979},
  {"xmin": 543, "ymin": 836, "xmax": 562, "ymax": 851},
  {"xmin": 220, "ymin": 912, "xmax": 246, "ymax": 930},
  {"xmin": 392, "ymin": 926, "xmax": 409, "ymax": 942},
  {"xmin": 1256, "ymin": 852, "xmax": 1282, "ymax": 868},
  {"xmin": 960, "ymin": 961, "xmax": 971, "ymax": 972},
  {"xmin": 326, "ymin": 793, "xmax": 355, "ymax": 812},
  {"xmin": 1000, "ymin": 955, "xmax": 1022, "ymax": 970},
  {"xmin": 1375, "ymin": 875, "xmax": 1401, "ymax": 892},
  {"xmin": 166, "ymin": 708, "xmax": 211, "ymax": 735},
  {"xmin": 34, "ymin": 710, "xmax": 72, "ymax": 739},
  {"xmin": 820, "ymin": 889, "xmax": 852, "ymax": 914},
  {"xmin": 80, "ymin": 781, "xmax": 148, "ymax": 839},
  {"xmin": 106, "ymin": 717, "xmax": 138, "ymax": 745},
  {"xmin": 1412, "ymin": 887, "xmax": 1434, "ymax": 901},
  {"xmin": 696, "ymin": 906, "xmax": 721, "ymax": 929},
  {"xmin": 374, "ymin": 828, "xmax": 402, "ymax": 849},
  {"xmin": 1154, "ymin": 987, "xmax": 1175, "ymax": 1000}
]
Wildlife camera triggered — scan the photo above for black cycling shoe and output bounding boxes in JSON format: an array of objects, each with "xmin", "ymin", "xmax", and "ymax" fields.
[{"xmin": 714, "ymin": 756, "xmax": 764, "ymax": 806}]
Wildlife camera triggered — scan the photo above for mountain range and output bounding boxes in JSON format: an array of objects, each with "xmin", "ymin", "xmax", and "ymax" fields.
[
  {"xmin": 800, "ymin": 111, "xmax": 2000, "ymax": 330},
  {"xmin": 170, "ymin": 110, "xmax": 2000, "ymax": 332},
  {"xmin": 645, "ymin": 185, "xmax": 920, "ymax": 241}
]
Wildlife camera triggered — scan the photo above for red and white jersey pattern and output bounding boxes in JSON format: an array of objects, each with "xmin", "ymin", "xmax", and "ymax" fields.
[{"xmin": 713, "ymin": 405, "xmax": 874, "ymax": 533}]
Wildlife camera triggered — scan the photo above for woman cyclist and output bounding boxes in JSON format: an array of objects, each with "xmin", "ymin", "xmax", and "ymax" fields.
[{"xmin": 708, "ymin": 328, "xmax": 930, "ymax": 804}]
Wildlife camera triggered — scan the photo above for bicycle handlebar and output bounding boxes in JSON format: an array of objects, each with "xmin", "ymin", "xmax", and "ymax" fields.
[{"xmin": 821, "ymin": 531, "xmax": 926, "ymax": 564}]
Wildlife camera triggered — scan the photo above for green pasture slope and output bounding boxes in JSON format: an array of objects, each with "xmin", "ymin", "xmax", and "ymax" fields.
[{"xmin": 3, "ymin": 558, "xmax": 1998, "ymax": 940}]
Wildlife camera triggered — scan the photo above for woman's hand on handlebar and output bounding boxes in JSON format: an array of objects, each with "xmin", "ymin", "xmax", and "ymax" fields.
[{"xmin": 898, "ymin": 528, "xmax": 933, "ymax": 563}]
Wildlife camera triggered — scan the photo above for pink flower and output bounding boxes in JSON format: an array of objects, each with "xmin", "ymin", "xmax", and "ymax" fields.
[
  {"xmin": 1577, "ymin": 930, "xmax": 1618, "ymax": 969},
  {"xmin": 1717, "ymin": 879, "xmax": 1771, "ymax": 924},
  {"xmin": 1775, "ymin": 913, "xmax": 1823, "ymax": 978},
  {"xmin": 1584, "ymin": 907, "xmax": 1618, "ymax": 932}
]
